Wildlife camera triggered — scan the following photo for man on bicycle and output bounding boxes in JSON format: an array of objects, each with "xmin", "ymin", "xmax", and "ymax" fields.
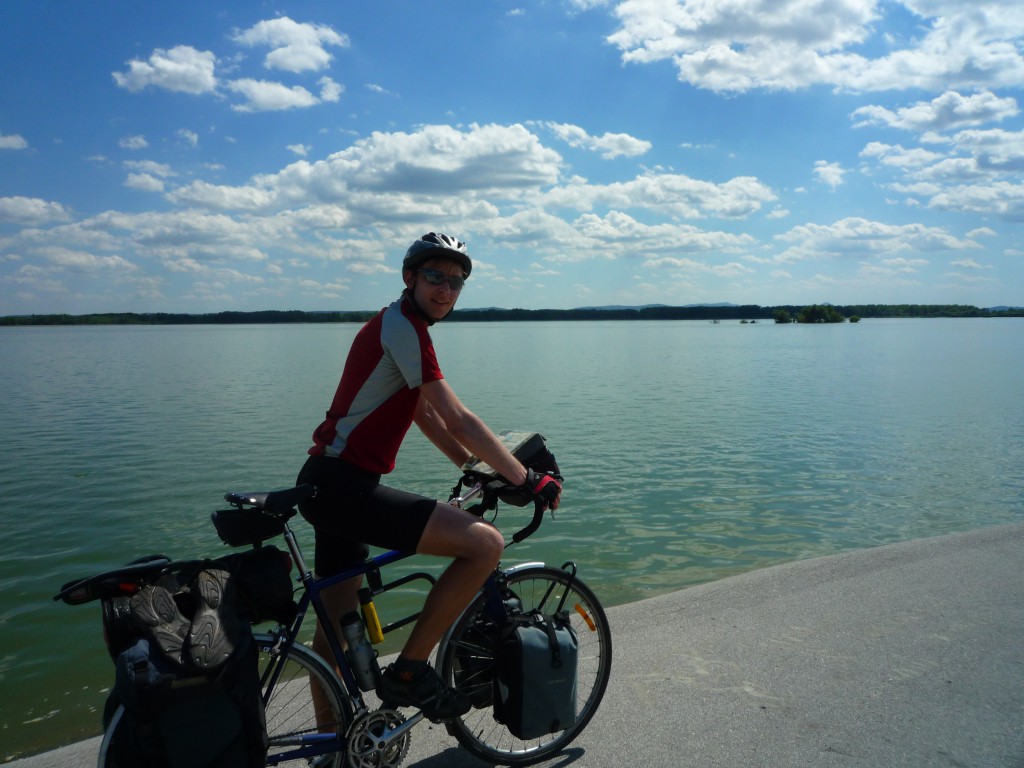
[{"xmin": 297, "ymin": 232, "xmax": 561, "ymax": 721}]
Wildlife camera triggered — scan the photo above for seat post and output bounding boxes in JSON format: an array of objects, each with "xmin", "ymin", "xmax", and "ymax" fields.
[{"xmin": 280, "ymin": 522, "xmax": 314, "ymax": 583}]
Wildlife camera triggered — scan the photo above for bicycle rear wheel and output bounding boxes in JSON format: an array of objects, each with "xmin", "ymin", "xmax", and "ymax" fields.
[
  {"xmin": 96, "ymin": 704, "xmax": 123, "ymax": 768},
  {"xmin": 255, "ymin": 633, "xmax": 352, "ymax": 768},
  {"xmin": 437, "ymin": 565, "xmax": 612, "ymax": 766}
]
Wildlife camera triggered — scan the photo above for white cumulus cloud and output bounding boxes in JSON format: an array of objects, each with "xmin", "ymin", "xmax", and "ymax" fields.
[
  {"xmin": 226, "ymin": 79, "xmax": 320, "ymax": 112},
  {"xmin": 543, "ymin": 122, "xmax": 652, "ymax": 159},
  {"xmin": 112, "ymin": 45, "xmax": 218, "ymax": 94},
  {"xmin": 1, "ymin": 133, "xmax": 29, "ymax": 150},
  {"xmin": 125, "ymin": 174, "xmax": 165, "ymax": 193},
  {"xmin": 814, "ymin": 161, "xmax": 847, "ymax": 190},
  {"xmin": 602, "ymin": 0, "xmax": 1024, "ymax": 93},
  {"xmin": 0, "ymin": 196, "xmax": 71, "ymax": 224},
  {"xmin": 852, "ymin": 90, "xmax": 1020, "ymax": 133},
  {"xmin": 119, "ymin": 135, "xmax": 149, "ymax": 150},
  {"xmin": 231, "ymin": 17, "xmax": 349, "ymax": 73},
  {"xmin": 318, "ymin": 76, "xmax": 343, "ymax": 103}
]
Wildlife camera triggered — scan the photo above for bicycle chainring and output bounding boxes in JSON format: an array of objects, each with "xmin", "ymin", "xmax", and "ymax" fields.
[{"xmin": 345, "ymin": 708, "xmax": 410, "ymax": 768}]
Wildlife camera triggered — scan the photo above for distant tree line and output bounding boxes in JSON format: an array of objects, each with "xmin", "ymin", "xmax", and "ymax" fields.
[
  {"xmin": 0, "ymin": 310, "xmax": 376, "ymax": 326},
  {"xmin": 1, "ymin": 304, "xmax": 1021, "ymax": 326}
]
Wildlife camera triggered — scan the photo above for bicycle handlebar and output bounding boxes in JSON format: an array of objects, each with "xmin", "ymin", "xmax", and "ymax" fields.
[
  {"xmin": 513, "ymin": 497, "xmax": 547, "ymax": 544},
  {"xmin": 450, "ymin": 473, "xmax": 552, "ymax": 545}
]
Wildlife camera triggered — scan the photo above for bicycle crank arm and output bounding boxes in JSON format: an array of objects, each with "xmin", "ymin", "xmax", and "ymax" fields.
[
  {"xmin": 382, "ymin": 710, "xmax": 422, "ymax": 742},
  {"xmin": 346, "ymin": 708, "xmax": 421, "ymax": 766}
]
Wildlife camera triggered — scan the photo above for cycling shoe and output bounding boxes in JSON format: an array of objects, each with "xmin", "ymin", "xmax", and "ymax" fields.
[
  {"xmin": 187, "ymin": 568, "xmax": 243, "ymax": 671},
  {"xmin": 377, "ymin": 664, "xmax": 471, "ymax": 722}
]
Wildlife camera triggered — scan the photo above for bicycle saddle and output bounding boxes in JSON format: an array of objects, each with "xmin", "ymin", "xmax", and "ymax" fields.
[{"xmin": 224, "ymin": 484, "xmax": 316, "ymax": 514}]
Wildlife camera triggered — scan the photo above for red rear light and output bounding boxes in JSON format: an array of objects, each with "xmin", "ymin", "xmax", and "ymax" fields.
[{"xmin": 66, "ymin": 586, "xmax": 93, "ymax": 603}]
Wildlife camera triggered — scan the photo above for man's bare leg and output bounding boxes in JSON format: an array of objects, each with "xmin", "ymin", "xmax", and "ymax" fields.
[
  {"xmin": 375, "ymin": 503, "xmax": 504, "ymax": 719},
  {"xmin": 311, "ymin": 575, "xmax": 361, "ymax": 729},
  {"xmin": 400, "ymin": 502, "xmax": 505, "ymax": 660}
]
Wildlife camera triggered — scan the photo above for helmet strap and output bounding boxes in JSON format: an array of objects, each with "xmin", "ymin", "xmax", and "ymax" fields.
[{"xmin": 402, "ymin": 287, "xmax": 444, "ymax": 325}]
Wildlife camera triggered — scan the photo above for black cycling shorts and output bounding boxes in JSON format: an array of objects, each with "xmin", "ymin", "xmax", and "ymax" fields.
[{"xmin": 296, "ymin": 454, "xmax": 437, "ymax": 578}]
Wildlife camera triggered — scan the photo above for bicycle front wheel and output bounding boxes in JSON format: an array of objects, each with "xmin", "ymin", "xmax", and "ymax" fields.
[
  {"xmin": 437, "ymin": 565, "xmax": 612, "ymax": 766},
  {"xmin": 255, "ymin": 633, "xmax": 352, "ymax": 768}
]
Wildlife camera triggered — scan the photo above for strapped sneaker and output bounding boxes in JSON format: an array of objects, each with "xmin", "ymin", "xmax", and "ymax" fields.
[
  {"xmin": 376, "ymin": 664, "xmax": 471, "ymax": 722},
  {"xmin": 188, "ymin": 567, "xmax": 243, "ymax": 671},
  {"xmin": 129, "ymin": 584, "xmax": 190, "ymax": 665}
]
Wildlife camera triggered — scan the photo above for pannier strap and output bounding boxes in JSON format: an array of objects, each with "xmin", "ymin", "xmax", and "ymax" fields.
[{"xmin": 540, "ymin": 616, "xmax": 564, "ymax": 668}]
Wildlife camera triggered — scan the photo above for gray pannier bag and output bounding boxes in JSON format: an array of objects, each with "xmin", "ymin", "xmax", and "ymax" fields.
[{"xmin": 492, "ymin": 609, "xmax": 579, "ymax": 739}]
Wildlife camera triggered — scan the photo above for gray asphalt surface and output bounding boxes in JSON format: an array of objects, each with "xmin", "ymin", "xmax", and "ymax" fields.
[{"xmin": 10, "ymin": 522, "xmax": 1023, "ymax": 767}]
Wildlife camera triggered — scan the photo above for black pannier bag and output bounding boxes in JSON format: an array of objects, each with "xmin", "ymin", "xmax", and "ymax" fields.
[
  {"xmin": 106, "ymin": 630, "xmax": 265, "ymax": 768},
  {"xmin": 492, "ymin": 610, "xmax": 579, "ymax": 740},
  {"xmin": 101, "ymin": 552, "xmax": 287, "ymax": 768},
  {"xmin": 214, "ymin": 545, "xmax": 297, "ymax": 626}
]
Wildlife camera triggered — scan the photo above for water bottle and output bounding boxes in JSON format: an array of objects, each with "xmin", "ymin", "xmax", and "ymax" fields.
[{"xmin": 339, "ymin": 611, "xmax": 381, "ymax": 692}]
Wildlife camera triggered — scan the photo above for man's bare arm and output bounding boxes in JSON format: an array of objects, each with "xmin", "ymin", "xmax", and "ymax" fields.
[
  {"xmin": 417, "ymin": 379, "xmax": 529, "ymax": 486},
  {"xmin": 413, "ymin": 395, "xmax": 472, "ymax": 467}
]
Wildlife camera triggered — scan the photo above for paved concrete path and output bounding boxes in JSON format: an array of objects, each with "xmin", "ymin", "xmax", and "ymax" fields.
[{"xmin": 10, "ymin": 522, "xmax": 1023, "ymax": 767}]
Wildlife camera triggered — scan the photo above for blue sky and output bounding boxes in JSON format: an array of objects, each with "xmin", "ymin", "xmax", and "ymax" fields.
[{"xmin": 2, "ymin": 0, "xmax": 1022, "ymax": 314}]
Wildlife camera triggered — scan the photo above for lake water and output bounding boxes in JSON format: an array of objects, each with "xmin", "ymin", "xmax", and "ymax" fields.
[{"xmin": 2, "ymin": 318, "xmax": 1022, "ymax": 760}]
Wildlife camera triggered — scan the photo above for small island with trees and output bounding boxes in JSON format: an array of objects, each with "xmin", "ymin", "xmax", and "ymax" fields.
[{"xmin": 773, "ymin": 305, "xmax": 857, "ymax": 323}]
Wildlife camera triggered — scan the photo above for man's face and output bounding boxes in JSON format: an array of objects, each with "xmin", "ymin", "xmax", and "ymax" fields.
[{"xmin": 404, "ymin": 258, "xmax": 466, "ymax": 321}]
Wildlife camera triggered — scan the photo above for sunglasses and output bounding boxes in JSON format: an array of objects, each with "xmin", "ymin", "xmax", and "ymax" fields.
[{"xmin": 418, "ymin": 268, "xmax": 466, "ymax": 291}]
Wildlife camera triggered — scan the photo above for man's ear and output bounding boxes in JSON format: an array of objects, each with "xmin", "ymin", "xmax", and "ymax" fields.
[{"xmin": 402, "ymin": 269, "xmax": 415, "ymax": 290}]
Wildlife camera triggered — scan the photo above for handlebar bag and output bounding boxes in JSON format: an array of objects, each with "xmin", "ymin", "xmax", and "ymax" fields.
[
  {"xmin": 462, "ymin": 431, "xmax": 562, "ymax": 507},
  {"xmin": 492, "ymin": 609, "xmax": 578, "ymax": 740}
]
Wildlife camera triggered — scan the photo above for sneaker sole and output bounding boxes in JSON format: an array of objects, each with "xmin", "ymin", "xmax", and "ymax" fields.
[
  {"xmin": 188, "ymin": 568, "xmax": 242, "ymax": 670},
  {"xmin": 129, "ymin": 585, "xmax": 189, "ymax": 664}
]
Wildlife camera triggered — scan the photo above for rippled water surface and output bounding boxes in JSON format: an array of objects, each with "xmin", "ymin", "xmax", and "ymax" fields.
[{"xmin": 2, "ymin": 318, "xmax": 1022, "ymax": 759}]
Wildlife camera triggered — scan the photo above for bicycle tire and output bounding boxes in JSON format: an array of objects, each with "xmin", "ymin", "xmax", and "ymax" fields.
[
  {"xmin": 437, "ymin": 565, "xmax": 612, "ymax": 766},
  {"xmin": 96, "ymin": 703, "xmax": 122, "ymax": 768},
  {"xmin": 255, "ymin": 633, "xmax": 352, "ymax": 768}
]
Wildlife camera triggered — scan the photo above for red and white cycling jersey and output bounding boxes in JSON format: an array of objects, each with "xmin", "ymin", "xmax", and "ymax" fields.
[{"xmin": 309, "ymin": 295, "xmax": 443, "ymax": 473}]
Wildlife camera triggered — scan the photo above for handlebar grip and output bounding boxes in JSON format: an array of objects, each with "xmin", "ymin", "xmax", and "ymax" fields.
[{"xmin": 511, "ymin": 498, "xmax": 547, "ymax": 543}]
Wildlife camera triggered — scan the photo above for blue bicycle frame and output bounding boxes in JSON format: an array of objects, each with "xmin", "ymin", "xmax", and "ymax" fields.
[
  {"xmin": 256, "ymin": 479, "xmax": 539, "ymax": 765},
  {"xmin": 259, "ymin": 529, "xmax": 421, "ymax": 763}
]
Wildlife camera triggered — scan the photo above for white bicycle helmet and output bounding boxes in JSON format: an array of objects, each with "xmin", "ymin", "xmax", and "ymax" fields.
[{"xmin": 402, "ymin": 232, "xmax": 472, "ymax": 277}]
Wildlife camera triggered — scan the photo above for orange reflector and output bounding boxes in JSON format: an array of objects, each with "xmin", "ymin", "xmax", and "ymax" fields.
[{"xmin": 574, "ymin": 603, "xmax": 596, "ymax": 632}]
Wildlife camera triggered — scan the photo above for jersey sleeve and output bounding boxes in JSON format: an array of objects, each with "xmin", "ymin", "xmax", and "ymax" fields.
[{"xmin": 383, "ymin": 299, "xmax": 444, "ymax": 388}]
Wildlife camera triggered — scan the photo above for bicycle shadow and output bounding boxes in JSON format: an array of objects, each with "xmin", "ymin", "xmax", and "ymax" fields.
[{"xmin": 408, "ymin": 746, "xmax": 585, "ymax": 768}]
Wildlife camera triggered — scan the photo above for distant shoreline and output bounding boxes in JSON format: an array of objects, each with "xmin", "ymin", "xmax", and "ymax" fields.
[{"xmin": 2, "ymin": 303, "xmax": 1021, "ymax": 326}]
